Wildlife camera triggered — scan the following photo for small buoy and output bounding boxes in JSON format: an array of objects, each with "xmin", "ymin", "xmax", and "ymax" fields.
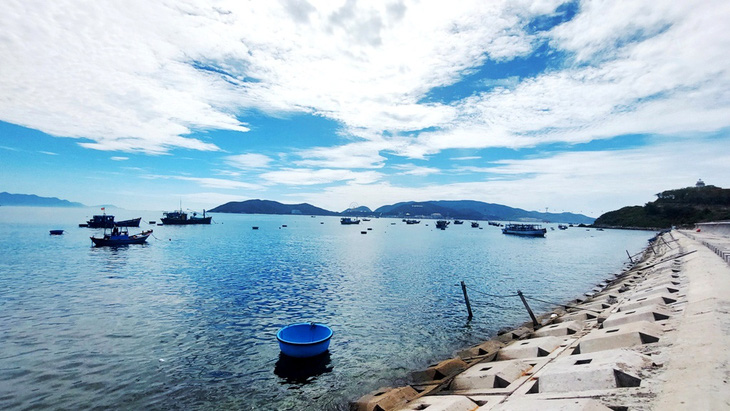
[
  {"xmin": 159, "ymin": 358, "xmax": 166, "ymax": 362},
  {"xmin": 361, "ymin": 231, "xmax": 367, "ymax": 234},
  {"xmin": 367, "ymin": 228, "xmax": 372, "ymax": 231},
  {"xmin": 282, "ymin": 225, "xmax": 287, "ymax": 227},
  {"xmin": 252, "ymin": 226, "xmax": 259, "ymax": 230}
]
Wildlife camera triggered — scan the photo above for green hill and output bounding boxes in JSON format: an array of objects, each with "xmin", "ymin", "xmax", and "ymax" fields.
[
  {"xmin": 594, "ymin": 185, "xmax": 730, "ymax": 229},
  {"xmin": 209, "ymin": 199, "xmax": 337, "ymax": 216}
]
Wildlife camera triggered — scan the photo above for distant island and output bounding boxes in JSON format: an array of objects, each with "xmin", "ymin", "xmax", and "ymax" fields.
[
  {"xmin": 0, "ymin": 192, "xmax": 85, "ymax": 207},
  {"xmin": 594, "ymin": 181, "xmax": 730, "ymax": 229},
  {"xmin": 210, "ymin": 199, "xmax": 595, "ymax": 224}
]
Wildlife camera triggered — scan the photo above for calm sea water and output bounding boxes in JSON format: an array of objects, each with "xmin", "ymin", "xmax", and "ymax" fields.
[{"xmin": 0, "ymin": 207, "xmax": 654, "ymax": 410}]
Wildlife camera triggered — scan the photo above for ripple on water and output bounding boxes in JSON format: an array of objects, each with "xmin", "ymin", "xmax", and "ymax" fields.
[{"xmin": 0, "ymin": 211, "xmax": 654, "ymax": 410}]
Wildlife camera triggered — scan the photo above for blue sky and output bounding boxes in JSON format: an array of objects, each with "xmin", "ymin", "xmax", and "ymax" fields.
[{"xmin": 1, "ymin": 0, "xmax": 729, "ymax": 217}]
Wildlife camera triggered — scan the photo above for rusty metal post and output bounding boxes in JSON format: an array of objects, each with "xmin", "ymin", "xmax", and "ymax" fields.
[
  {"xmin": 517, "ymin": 290, "xmax": 539, "ymax": 327},
  {"xmin": 460, "ymin": 281, "xmax": 473, "ymax": 320}
]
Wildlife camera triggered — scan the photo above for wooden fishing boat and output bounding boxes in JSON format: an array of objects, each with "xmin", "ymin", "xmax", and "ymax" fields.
[{"xmin": 90, "ymin": 227, "xmax": 153, "ymax": 246}]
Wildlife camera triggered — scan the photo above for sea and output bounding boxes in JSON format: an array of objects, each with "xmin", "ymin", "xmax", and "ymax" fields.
[{"xmin": 0, "ymin": 207, "xmax": 654, "ymax": 410}]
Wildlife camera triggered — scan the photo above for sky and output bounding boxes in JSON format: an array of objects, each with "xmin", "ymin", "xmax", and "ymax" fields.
[{"xmin": 1, "ymin": 0, "xmax": 729, "ymax": 217}]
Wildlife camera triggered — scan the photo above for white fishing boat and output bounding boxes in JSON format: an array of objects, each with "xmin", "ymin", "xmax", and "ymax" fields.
[{"xmin": 502, "ymin": 223, "xmax": 547, "ymax": 237}]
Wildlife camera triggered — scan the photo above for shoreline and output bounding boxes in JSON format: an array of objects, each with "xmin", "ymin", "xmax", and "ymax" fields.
[{"xmin": 355, "ymin": 227, "xmax": 730, "ymax": 410}]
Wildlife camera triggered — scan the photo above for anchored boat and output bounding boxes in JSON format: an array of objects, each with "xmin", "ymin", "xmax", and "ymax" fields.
[
  {"xmin": 90, "ymin": 227, "xmax": 153, "ymax": 246},
  {"xmin": 502, "ymin": 223, "xmax": 547, "ymax": 237},
  {"xmin": 340, "ymin": 217, "xmax": 360, "ymax": 225},
  {"xmin": 161, "ymin": 209, "xmax": 211, "ymax": 225},
  {"xmin": 84, "ymin": 214, "xmax": 141, "ymax": 228}
]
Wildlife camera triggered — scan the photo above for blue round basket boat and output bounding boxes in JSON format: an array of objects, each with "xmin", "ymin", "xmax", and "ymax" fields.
[{"xmin": 276, "ymin": 323, "xmax": 333, "ymax": 358}]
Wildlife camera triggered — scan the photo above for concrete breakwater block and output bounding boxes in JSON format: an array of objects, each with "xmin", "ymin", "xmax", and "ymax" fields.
[
  {"xmin": 557, "ymin": 310, "xmax": 601, "ymax": 324},
  {"xmin": 354, "ymin": 386, "xmax": 418, "ymax": 411},
  {"xmin": 449, "ymin": 358, "xmax": 534, "ymax": 392},
  {"xmin": 624, "ymin": 290, "xmax": 677, "ymax": 304},
  {"xmin": 635, "ymin": 279, "xmax": 681, "ymax": 291},
  {"xmin": 573, "ymin": 321, "xmax": 662, "ymax": 354},
  {"xmin": 618, "ymin": 294, "xmax": 676, "ymax": 312},
  {"xmin": 497, "ymin": 336, "xmax": 563, "ymax": 360},
  {"xmin": 532, "ymin": 321, "xmax": 584, "ymax": 338},
  {"xmin": 396, "ymin": 395, "xmax": 478, "ymax": 411},
  {"xmin": 493, "ymin": 398, "xmax": 613, "ymax": 411},
  {"xmin": 411, "ymin": 358, "xmax": 468, "ymax": 383},
  {"xmin": 566, "ymin": 301, "xmax": 612, "ymax": 314},
  {"xmin": 495, "ymin": 326, "xmax": 532, "ymax": 343},
  {"xmin": 602, "ymin": 304, "xmax": 671, "ymax": 328},
  {"xmin": 457, "ymin": 340, "xmax": 504, "ymax": 360},
  {"xmin": 535, "ymin": 349, "xmax": 651, "ymax": 393}
]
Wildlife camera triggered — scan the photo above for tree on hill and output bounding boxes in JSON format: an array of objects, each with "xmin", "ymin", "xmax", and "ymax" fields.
[{"xmin": 595, "ymin": 184, "xmax": 730, "ymax": 229}]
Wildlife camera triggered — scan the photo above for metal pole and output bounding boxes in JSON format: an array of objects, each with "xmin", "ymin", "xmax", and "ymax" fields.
[
  {"xmin": 517, "ymin": 290, "xmax": 539, "ymax": 327},
  {"xmin": 626, "ymin": 250, "xmax": 634, "ymax": 263},
  {"xmin": 662, "ymin": 237, "xmax": 672, "ymax": 249},
  {"xmin": 460, "ymin": 281, "xmax": 473, "ymax": 320}
]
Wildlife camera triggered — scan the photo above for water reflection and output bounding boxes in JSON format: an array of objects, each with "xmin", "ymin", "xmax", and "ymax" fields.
[{"xmin": 274, "ymin": 351, "xmax": 333, "ymax": 384}]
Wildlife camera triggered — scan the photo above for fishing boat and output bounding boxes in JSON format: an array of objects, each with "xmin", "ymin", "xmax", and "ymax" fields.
[
  {"xmin": 84, "ymin": 214, "xmax": 116, "ymax": 228},
  {"xmin": 558, "ymin": 224, "xmax": 568, "ymax": 230},
  {"xmin": 435, "ymin": 220, "xmax": 449, "ymax": 230},
  {"xmin": 90, "ymin": 226, "xmax": 153, "ymax": 246},
  {"xmin": 453, "ymin": 220, "xmax": 464, "ymax": 225},
  {"xmin": 471, "ymin": 222, "xmax": 480, "ymax": 228},
  {"xmin": 115, "ymin": 217, "xmax": 141, "ymax": 227},
  {"xmin": 161, "ymin": 209, "xmax": 212, "ymax": 225},
  {"xmin": 340, "ymin": 217, "xmax": 360, "ymax": 225},
  {"xmin": 502, "ymin": 223, "xmax": 547, "ymax": 237},
  {"xmin": 49, "ymin": 229, "xmax": 64, "ymax": 235},
  {"xmin": 84, "ymin": 214, "xmax": 141, "ymax": 228},
  {"xmin": 404, "ymin": 219, "xmax": 420, "ymax": 224}
]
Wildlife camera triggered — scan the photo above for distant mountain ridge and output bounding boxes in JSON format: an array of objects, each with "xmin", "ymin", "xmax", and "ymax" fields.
[
  {"xmin": 210, "ymin": 198, "xmax": 594, "ymax": 223},
  {"xmin": 373, "ymin": 200, "xmax": 593, "ymax": 223},
  {"xmin": 209, "ymin": 199, "xmax": 337, "ymax": 216},
  {"xmin": 0, "ymin": 192, "xmax": 84, "ymax": 207}
]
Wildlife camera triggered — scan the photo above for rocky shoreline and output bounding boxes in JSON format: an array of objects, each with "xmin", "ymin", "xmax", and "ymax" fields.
[{"xmin": 354, "ymin": 227, "xmax": 730, "ymax": 410}]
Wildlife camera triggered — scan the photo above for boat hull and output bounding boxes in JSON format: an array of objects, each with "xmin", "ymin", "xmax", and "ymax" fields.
[
  {"xmin": 115, "ymin": 217, "xmax": 141, "ymax": 227},
  {"xmin": 90, "ymin": 232, "xmax": 151, "ymax": 246},
  {"xmin": 160, "ymin": 217, "xmax": 212, "ymax": 225},
  {"xmin": 502, "ymin": 229, "xmax": 547, "ymax": 237}
]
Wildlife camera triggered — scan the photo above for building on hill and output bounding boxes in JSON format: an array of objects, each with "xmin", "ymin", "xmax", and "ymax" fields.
[{"xmin": 696, "ymin": 179, "xmax": 706, "ymax": 188}]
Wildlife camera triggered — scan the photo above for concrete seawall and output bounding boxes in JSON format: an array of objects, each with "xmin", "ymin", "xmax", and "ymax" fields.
[{"xmin": 355, "ymin": 228, "xmax": 730, "ymax": 410}]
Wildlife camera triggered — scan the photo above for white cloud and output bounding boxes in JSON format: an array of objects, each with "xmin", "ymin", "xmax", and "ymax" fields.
[
  {"xmin": 450, "ymin": 156, "xmax": 481, "ymax": 161},
  {"xmin": 225, "ymin": 153, "xmax": 273, "ymax": 169},
  {"xmin": 0, "ymin": 1, "xmax": 560, "ymax": 154},
  {"xmin": 392, "ymin": 163, "xmax": 441, "ymax": 176},
  {"xmin": 287, "ymin": 139, "xmax": 730, "ymax": 216},
  {"xmin": 260, "ymin": 168, "xmax": 382, "ymax": 185},
  {"xmin": 110, "ymin": 156, "xmax": 129, "ymax": 161},
  {"xmin": 40, "ymin": 151, "xmax": 58, "ymax": 155},
  {"xmin": 294, "ymin": 141, "xmax": 387, "ymax": 169},
  {"xmin": 144, "ymin": 174, "xmax": 262, "ymax": 190}
]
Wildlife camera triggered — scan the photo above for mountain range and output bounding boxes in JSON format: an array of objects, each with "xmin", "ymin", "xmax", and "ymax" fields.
[
  {"xmin": 210, "ymin": 199, "xmax": 594, "ymax": 224},
  {"xmin": 0, "ymin": 192, "xmax": 85, "ymax": 207}
]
